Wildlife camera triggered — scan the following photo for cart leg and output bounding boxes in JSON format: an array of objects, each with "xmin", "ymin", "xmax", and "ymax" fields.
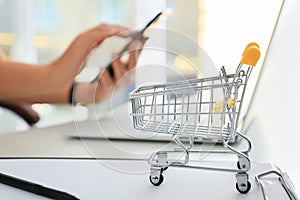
[
  {"xmin": 172, "ymin": 135, "xmax": 192, "ymax": 165},
  {"xmin": 236, "ymin": 172, "xmax": 251, "ymax": 194},
  {"xmin": 149, "ymin": 166, "xmax": 165, "ymax": 186},
  {"xmin": 237, "ymin": 154, "xmax": 251, "ymax": 171},
  {"xmin": 236, "ymin": 131, "xmax": 252, "ymax": 155},
  {"xmin": 157, "ymin": 152, "xmax": 168, "ymax": 165},
  {"xmin": 224, "ymin": 137, "xmax": 252, "ymax": 193},
  {"xmin": 149, "ymin": 152, "xmax": 168, "ymax": 186}
]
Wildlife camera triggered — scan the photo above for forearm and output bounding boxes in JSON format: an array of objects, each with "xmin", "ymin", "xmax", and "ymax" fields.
[
  {"xmin": 0, "ymin": 61, "xmax": 59, "ymax": 100},
  {"xmin": 0, "ymin": 24, "xmax": 135, "ymax": 104},
  {"xmin": 21, "ymin": 82, "xmax": 101, "ymax": 105},
  {"xmin": 18, "ymin": 83, "xmax": 71, "ymax": 104}
]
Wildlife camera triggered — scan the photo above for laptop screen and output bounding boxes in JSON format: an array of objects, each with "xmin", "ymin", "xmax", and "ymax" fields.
[{"xmin": 162, "ymin": 0, "xmax": 285, "ymax": 134}]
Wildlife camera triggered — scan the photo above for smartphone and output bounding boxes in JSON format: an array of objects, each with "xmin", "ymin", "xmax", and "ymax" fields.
[{"xmin": 91, "ymin": 11, "xmax": 164, "ymax": 83}]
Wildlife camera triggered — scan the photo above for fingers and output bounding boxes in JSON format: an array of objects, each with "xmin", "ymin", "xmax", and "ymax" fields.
[
  {"xmin": 93, "ymin": 37, "xmax": 148, "ymax": 104},
  {"xmin": 117, "ymin": 29, "xmax": 138, "ymax": 38},
  {"xmin": 109, "ymin": 38, "xmax": 147, "ymax": 81},
  {"xmin": 98, "ymin": 69, "xmax": 114, "ymax": 87},
  {"xmin": 94, "ymin": 69, "xmax": 115, "ymax": 103},
  {"xmin": 54, "ymin": 23, "xmax": 134, "ymax": 84},
  {"xmin": 127, "ymin": 39, "xmax": 147, "ymax": 70},
  {"xmin": 76, "ymin": 24, "xmax": 136, "ymax": 65},
  {"xmin": 111, "ymin": 53, "xmax": 127, "ymax": 81},
  {"xmin": 81, "ymin": 24, "xmax": 131, "ymax": 52}
]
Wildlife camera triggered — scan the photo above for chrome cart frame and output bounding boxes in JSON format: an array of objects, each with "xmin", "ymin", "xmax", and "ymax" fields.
[{"xmin": 129, "ymin": 43, "xmax": 260, "ymax": 194}]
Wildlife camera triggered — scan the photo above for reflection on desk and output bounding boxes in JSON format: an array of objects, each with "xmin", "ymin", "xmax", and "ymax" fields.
[
  {"xmin": 0, "ymin": 159, "xmax": 291, "ymax": 200},
  {"xmin": 0, "ymin": 103, "xmax": 258, "ymax": 160}
]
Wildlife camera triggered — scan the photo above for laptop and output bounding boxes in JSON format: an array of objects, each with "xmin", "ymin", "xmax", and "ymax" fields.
[{"xmin": 66, "ymin": 0, "xmax": 285, "ymax": 143}]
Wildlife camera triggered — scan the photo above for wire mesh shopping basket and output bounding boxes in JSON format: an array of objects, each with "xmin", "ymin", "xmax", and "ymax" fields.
[{"xmin": 129, "ymin": 42, "xmax": 260, "ymax": 194}]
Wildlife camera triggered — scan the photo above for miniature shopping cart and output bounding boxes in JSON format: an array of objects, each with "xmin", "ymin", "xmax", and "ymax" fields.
[{"xmin": 129, "ymin": 42, "xmax": 260, "ymax": 194}]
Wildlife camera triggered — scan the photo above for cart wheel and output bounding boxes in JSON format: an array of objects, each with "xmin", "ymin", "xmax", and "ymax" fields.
[
  {"xmin": 237, "ymin": 161, "xmax": 249, "ymax": 170},
  {"xmin": 149, "ymin": 174, "xmax": 164, "ymax": 186},
  {"xmin": 236, "ymin": 181, "xmax": 251, "ymax": 194},
  {"xmin": 237, "ymin": 161, "xmax": 241, "ymax": 169},
  {"xmin": 237, "ymin": 161, "xmax": 247, "ymax": 169}
]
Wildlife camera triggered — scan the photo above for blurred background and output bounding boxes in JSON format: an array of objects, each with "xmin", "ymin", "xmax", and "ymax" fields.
[
  {"xmin": 0, "ymin": 0, "xmax": 281, "ymax": 128},
  {"xmin": 3, "ymin": 0, "xmax": 300, "ymax": 191}
]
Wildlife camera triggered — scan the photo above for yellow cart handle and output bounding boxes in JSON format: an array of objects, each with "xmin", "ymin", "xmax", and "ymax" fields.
[{"xmin": 240, "ymin": 42, "xmax": 261, "ymax": 66}]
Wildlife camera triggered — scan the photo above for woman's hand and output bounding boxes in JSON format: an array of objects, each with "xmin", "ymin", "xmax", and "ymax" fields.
[
  {"xmin": 74, "ymin": 38, "xmax": 147, "ymax": 105},
  {"xmin": 0, "ymin": 24, "xmax": 133, "ymax": 101},
  {"xmin": 0, "ymin": 23, "xmax": 145, "ymax": 106},
  {"xmin": 48, "ymin": 23, "xmax": 133, "ymax": 89}
]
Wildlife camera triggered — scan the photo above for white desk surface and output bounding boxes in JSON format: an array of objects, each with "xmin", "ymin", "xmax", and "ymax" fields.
[
  {"xmin": 0, "ymin": 103, "xmax": 290, "ymax": 199},
  {"xmin": 0, "ymin": 103, "xmax": 265, "ymax": 160},
  {"xmin": 0, "ymin": 158, "xmax": 291, "ymax": 200},
  {"xmin": 0, "ymin": 103, "xmax": 172, "ymax": 159}
]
